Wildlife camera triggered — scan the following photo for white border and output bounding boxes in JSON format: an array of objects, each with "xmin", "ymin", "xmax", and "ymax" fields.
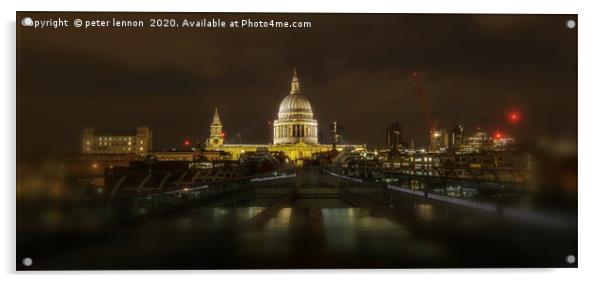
[{"xmin": 2, "ymin": 0, "xmax": 601, "ymax": 282}]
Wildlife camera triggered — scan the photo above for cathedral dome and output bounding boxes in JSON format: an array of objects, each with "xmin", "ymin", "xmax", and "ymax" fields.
[
  {"xmin": 273, "ymin": 69, "xmax": 319, "ymax": 145},
  {"xmin": 277, "ymin": 69, "xmax": 314, "ymax": 119},
  {"xmin": 278, "ymin": 94, "xmax": 313, "ymax": 119}
]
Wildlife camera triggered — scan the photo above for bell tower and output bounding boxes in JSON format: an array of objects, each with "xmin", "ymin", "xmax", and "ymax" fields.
[{"xmin": 206, "ymin": 107, "xmax": 224, "ymax": 148}]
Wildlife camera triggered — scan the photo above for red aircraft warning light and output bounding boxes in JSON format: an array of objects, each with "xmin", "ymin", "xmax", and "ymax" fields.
[
  {"xmin": 508, "ymin": 111, "xmax": 521, "ymax": 124},
  {"xmin": 220, "ymin": 131, "xmax": 225, "ymax": 138},
  {"xmin": 184, "ymin": 139, "xmax": 191, "ymax": 146}
]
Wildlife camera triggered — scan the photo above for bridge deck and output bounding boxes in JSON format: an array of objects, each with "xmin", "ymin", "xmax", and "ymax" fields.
[{"xmin": 17, "ymin": 166, "xmax": 577, "ymax": 269}]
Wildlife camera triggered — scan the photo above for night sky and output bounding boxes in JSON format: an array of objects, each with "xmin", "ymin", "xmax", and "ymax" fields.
[{"xmin": 17, "ymin": 13, "xmax": 577, "ymax": 154}]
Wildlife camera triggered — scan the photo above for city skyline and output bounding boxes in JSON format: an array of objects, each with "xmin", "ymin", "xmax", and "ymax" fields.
[{"xmin": 18, "ymin": 13, "xmax": 577, "ymax": 154}]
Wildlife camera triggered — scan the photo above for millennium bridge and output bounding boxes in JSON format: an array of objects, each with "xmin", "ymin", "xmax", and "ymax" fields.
[{"xmin": 17, "ymin": 166, "xmax": 577, "ymax": 269}]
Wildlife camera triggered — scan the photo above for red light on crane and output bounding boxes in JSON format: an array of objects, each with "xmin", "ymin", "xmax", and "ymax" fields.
[
  {"xmin": 220, "ymin": 131, "xmax": 225, "ymax": 138},
  {"xmin": 494, "ymin": 132, "xmax": 503, "ymax": 139},
  {"xmin": 508, "ymin": 111, "xmax": 521, "ymax": 124},
  {"xmin": 184, "ymin": 140, "xmax": 190, "ymax": 147}
]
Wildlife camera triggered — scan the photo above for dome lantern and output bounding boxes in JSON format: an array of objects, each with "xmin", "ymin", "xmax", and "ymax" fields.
[
  {"xmin": 277, "ymin": 69, "xmax": 314, "ymax": 120},
  {"xmin": 290, "ymin": 67, "xmax": 301, "ymax": 95}
]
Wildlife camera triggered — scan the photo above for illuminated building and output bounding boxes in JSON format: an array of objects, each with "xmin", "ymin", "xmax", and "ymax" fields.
[
  {"xmin": 449, "ymin": 125, "xmax": 464, "ymax": 148},
  {"xmin": 463, "ymin": 129, "xmax": 493, "ymax": 152},
  {"xmin": 403, "ymin": 153, "xmax": 437, "ymax": 177},
  {"xmin": 493, "ymin": 136, "xmax": 516, "ymax": 148},
  {"xmin": 429, "ymin": 128, "xmax": 449, "ymax": 152},
  {"xmin": 205, "ymin": 69, "xmax": 365, "ymax": 164},
  {"xmin": 273, "ymin": 68, "xmax": 318, "ymax": 145},
  {"xmin": 145, "ymin": 150, "xmax": 232, "ymax": 162},
  {"xmin": 82, "ymin": 126, "xmax": 152, "ymax": 155},
  {"xmin": 206, "ymin": 108, "xmax": 225, "ymax": 148},
  {"xmin": 436, "ymin": 150, "xmax": 532, "ymax": 183},
  {"xmin": 329, "ymin": 121, "xmax": 344, "ymax": 146}
]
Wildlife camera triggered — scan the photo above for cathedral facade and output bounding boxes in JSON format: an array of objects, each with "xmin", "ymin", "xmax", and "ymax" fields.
[{"xmin": 205, "ymin": 69, "xmax": 364, "ymax": 164}]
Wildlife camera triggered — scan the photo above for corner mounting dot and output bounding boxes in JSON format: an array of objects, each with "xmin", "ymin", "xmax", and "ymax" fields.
[
  {"xmin": 566, "ymin": 19, "xmax": 576, "ymax": 29},
  {"xmin": 22, "ymin": 257, "xmax": 33, "ymax": 267}
]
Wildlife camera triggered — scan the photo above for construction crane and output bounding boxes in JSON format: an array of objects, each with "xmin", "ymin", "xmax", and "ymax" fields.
[{"xmin": 411, "ymin": 72, "xmax": 436, "ymax": 132}]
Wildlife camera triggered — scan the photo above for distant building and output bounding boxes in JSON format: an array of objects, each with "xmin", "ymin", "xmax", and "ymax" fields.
[
  {"xmin": 330, "ymin": 121, "xmax": 344, "ymax": 146},
  {"xmin": 463, "ymin": 129, "xmax": 492, "ymax": 151},
  {"xmin": 148, "ymin": 149, "xmax": 232, "ymax": 162},
  {"xmin": 493, "ymin": 136, "xmax": 516, "ymax": 148},
  {"xmin": 386, "ymin": 122, "xmax": 403, "ymax": 149},
  {"xmin": 449, "ymin": 125, "xmax": 464, "ymax": 148},
  {"xmin": 436, "ymin": 150, "xmax": 532, "ymax": 183},
  {"xmin": 429, "ymin": 128, "xmax": 449, "ymax": 152},
  {"xmin": 376, "ymin": 147, "xmax": 532, "ymax": 184},
  {"xmin": 82, "ymin": 126, "xmax": 152, "ymax": 155},
  {"xmin": 444, "ymin": 127, "xmax": 515, "ymax": 152}
]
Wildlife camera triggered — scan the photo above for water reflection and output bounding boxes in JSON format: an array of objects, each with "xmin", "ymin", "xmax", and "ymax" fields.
[
  {"xmin": 173, "ymin": 206, "xmax": 267, "ymax": 229},
  {"xmin": 321, "ymin": 208, "xmax": 408, "ymax": 254},
  {"xmin": 415, "ymin": 204, "xmax": 434, "ymax": 221},
  {"xmin": 263, "ymin": 207, "xmax": 292, "ymax": 231}
]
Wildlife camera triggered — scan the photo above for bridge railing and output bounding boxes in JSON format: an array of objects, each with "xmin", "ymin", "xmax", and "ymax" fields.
[
  {"xmin": 28, "ymin": 168, "xmax": 296, "ymax": 232},
  {"xmin": 386, "ymin": 184, "xmax": 574, "ymax": 229},
  {"xmin": 322, "ymin": 164, "xmax": 531, "ymax": 201}
]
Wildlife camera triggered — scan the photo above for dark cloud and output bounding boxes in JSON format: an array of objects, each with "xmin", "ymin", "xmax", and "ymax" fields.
[{"xmin": 17, "ymin": 13, "xmax": 577, "ymax": 153}]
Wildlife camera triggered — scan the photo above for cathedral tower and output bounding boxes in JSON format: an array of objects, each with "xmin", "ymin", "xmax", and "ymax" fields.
[{"xmin": 206, "ymin": 107, "xmax": 224, "ymax": 148}]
